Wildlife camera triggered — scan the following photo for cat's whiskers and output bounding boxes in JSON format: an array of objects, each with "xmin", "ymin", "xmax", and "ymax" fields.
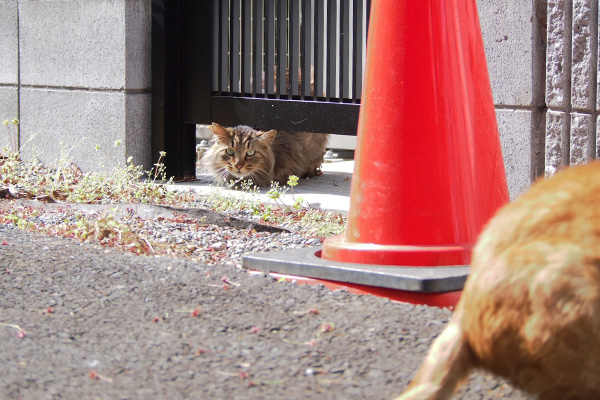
[
  {"xmin": 251, "ymin": 170, "xmax": 272, "ymax": 187},
  {"xmin": 252, "ymin": 170, "xmax": 269, "ymax": 180},
  {"xmin": 212, "ymin": 167, "xmax": 230, "ymax": 185},
  {"xmin": 205, "ymin": 171, "xmax": 221, "ymax": 185}
]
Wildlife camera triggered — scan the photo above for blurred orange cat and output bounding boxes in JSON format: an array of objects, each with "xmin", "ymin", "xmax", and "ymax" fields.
[{"xmin": 396, "ymin": 162, "xmax": 600, "ymax": 400}]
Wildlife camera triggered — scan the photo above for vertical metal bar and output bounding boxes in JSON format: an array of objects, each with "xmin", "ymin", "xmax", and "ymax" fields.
[
  {"xmin": 212, "ymin": 0, "xmax": 220, "ymax": 92},
  {"xmin": 325, "ymin": 0, "xmax": 339, "ymax": 101},
  {"xmin": 220, "ymin": 0, "xmax": 230, "ymax": 92},
  {"xmin": 354, "ymin": 0, "xmax": 364, "ymax": 101},
  {"xmin": 300, "ymin": 0, "xmax": 306, "ymax": 98},
  {"xmin": 290, "ymin": 0, "xmax": 300, "ymax": 97},
  {"xmin": 231, "ymin": 0, "xmax": 241, "ymax": 93},
  {"xmin": 341, "ymin": 0, "xmax": 351, "ymax": 100},
  {"xmin": 366, "ymin": 0, "xmax": 371, "ymax": 38},
  {"xmin": 277, "ymin": 0, "xmax": 288, "ymax": 97},
  {"xmin": 327, "ymin": 0, "xmax": 338, "ymax": 101},
  {"xmin": 325, "ymin": 0, "xmax": 331, "ymax": 100},
  {"xmin": 315, "ymin": 0, "xmax": 325, "ymax": 99},
  {"xmin": 336, "ymin": 0, "xmax": 350, "ymax": 101},
  {"xmin": 351, "ymin": 0, "xmax": 358, "ymax": 102},
  {"xmin": 338, "ymin": 0, "xmax": 344, "ymax": 101},
  {"xmin": 265, "ymin": 0, "xmax": 276, "ymax": 96},
  {"xmin": 301, "ymin": 0, "xmax": 313, "ymax": 98},
  {"xmin": 351, "ymin": 0, "xmax": 357, "ymax": 102},
  {"xmin": 253, "ymin": 0, "xmax": 264, "ymax": 95},
  {"xmin": 275, "ymin": 0, "xmax": 281, "ymax": 97},
  {"xmin": 242, "ymin": 0, "xmax": 252, "ymax": 94}
]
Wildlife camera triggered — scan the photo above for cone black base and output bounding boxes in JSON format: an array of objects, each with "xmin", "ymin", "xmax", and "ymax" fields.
[{"xmin": 242, "ymin": 246, "xmax": 468, "ymax": 307}]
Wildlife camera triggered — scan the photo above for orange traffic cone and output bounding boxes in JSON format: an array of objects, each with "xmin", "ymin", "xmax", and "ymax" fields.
[{"xmin": 322, "ymin": 0, "xmax": 509, "ymax": 266}]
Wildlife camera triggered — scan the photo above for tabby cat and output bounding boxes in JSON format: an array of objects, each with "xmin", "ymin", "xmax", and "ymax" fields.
[
  {"xmin": 201, "ymin": 123, "xmax": 328, "ymax": 187},
  {"xmin": 396, "ymin": 162, "xmax": 600, "ymax": 400}
]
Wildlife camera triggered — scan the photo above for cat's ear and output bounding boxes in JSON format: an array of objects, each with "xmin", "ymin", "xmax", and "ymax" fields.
[
  {"xmin": 211, "ymin": 123, "xmax": 231, "ymax": 141},
  {"xmin": 259, "ymin": 129, "xmax": 277, "ymax": 145}
]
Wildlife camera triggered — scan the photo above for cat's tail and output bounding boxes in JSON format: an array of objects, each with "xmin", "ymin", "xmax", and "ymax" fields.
[{"xmin": 394, "ymin": 311, "xmax": 476, "ymax": 400}]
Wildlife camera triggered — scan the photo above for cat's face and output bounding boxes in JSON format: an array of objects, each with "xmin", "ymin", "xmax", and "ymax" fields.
[{"xmin": 205, "ymin": 123, "xmax": 277, "ymax": 186}]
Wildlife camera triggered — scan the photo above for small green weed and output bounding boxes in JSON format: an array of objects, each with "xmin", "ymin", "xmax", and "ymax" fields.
[
  {"xmin": 199, "ymin": 175, "xmax": 346, "ymax": 237},
  {"xmin": 0, "ymin": 133, "xmax": 193, "ymax": 205}
]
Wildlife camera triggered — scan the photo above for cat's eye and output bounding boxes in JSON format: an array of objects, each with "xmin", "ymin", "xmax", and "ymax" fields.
[
  {"xmin": 225, "ymin": 148, "xmax": 235, "ymax": 156},
  {"xmin": 246, "ymin": 149, "xmax": 255, "ymax": 157}
]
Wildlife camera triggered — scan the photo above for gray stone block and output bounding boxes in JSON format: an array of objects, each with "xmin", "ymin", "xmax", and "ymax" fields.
[
  {"xmin": 125, "ymin": 0, "xmax": 152, "ymax": 90},
  {"xmin": 477, "ymin": 0, "xmax": 543, "ymax": 106},
  {"xmin": 0, "ymin": 86, "xmax": 17, "ymax": 121},
  {"xmin": 546, "ymin": 0, "xmax": 571, "ymax": 109},
  {"xmin": 496, "ymin": 109, "xmax": 535, "ymax": 199},
  {"xmin": 0, "ymin": 86, "xmax": 18, "ymax": 152},
  {"xmin": 570, "ymin": 112, "xmax": 594, "ymax": 164},
  {"xmin": 125, "ymin": 93, "xmax": 151, "ymax": 169},
  {"xmin": 545, "ymin": 110, "xmax": 569, "ymax": 175},
  {"xmin": 19, "ymin": 0, "xmax": 150, "ymax": 90},
  {"xmin": 0, "ymin": 0, "xmax": 18, "ymax": 84},
  {"xmin": 19, "ymin": 88, "xmax": 151, "ymax": 172},
  {"xmin": 571, "ymin": 0, "xmax": 598, "ymax": 111}
]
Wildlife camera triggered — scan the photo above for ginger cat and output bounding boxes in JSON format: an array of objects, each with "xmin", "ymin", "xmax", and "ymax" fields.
[{"xmin": 396, "ymin": 162, "xmax": 600, "ymax": 400}]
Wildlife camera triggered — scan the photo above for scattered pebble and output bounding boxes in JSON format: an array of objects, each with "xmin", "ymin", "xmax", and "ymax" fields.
[{"xmin": 211, "ymin": 242, "xmax": 227, "ymax": 251}]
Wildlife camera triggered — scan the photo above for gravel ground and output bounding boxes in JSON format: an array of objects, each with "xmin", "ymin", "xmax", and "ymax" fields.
[
  {"xmin": 1, "ymin": 199, "xmax": 325, "ymax": 268},
  {"xmin": 0, "ymin": 200, "xmax": 533, "ymax": 399}
]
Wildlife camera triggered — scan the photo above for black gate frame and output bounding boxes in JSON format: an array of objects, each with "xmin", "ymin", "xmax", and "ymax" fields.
[{"xmin": 152, "ymin": 0, "xmax": 368, "ymax": 178}]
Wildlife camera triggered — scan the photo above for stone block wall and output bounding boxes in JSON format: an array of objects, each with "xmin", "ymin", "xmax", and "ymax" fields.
[
  {"xmin": 0, "ymin": 1, "xmax": 18, "ymax": 153},
  {"xmin": 0, "ymin": 0, "xmax": 151, "ymax": 172},
  {"xmin": 477, "ymin": 0, "xmax": 547, "ymax": 199},
  {"xmin": 478, "ymin": 0, "xmax": 599, "ymax": 198},
  {"xmin": 545, "ymin": 0, "xmax": 598, "ymax": 175}
]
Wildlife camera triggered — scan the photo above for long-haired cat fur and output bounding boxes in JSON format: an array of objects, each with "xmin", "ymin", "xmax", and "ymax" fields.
[
  {"xmin": 395, "ymin": 161, "xmax": 600, "ymax": 400},
  {"xmin": 201, "ymin": 123, "xmax": 328, "ymax": 187}
]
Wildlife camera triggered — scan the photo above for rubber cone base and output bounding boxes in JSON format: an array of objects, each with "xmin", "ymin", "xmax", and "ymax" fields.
[
  {"xmin": 321, "ymin": 234, "xmax": 472, "ymax": 266},
  {"xmin": 242, "ymin": 246, "xmax": 468, "ymax": 308}
]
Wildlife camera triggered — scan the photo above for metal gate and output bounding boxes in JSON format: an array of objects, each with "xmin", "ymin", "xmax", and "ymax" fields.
[{"xmin": 152, "ymin": 0, "xmax": 371, "ymax": 177}]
